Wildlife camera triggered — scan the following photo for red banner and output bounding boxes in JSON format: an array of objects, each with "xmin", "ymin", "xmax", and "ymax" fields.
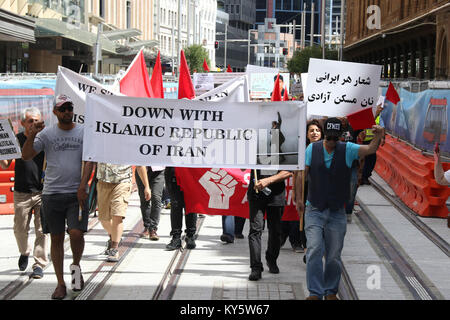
[{"xmin": 175, "ymin": 168, "xmax": 299, "ymax": 221}]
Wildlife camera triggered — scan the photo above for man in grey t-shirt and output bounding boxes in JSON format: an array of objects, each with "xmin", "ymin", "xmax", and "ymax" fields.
[{"xmin": 22, "ymin": 94, "xmax": 94, "ymax": 300}]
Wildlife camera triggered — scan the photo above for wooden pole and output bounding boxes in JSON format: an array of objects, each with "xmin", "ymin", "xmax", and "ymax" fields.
[{"xmin": 253, "ymin": 169, "xmax": 259, "ymax": 193}]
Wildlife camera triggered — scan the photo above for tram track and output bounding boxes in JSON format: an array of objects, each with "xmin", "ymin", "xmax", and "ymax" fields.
[
  {"xmin": 354, "ymin": 177, "xmax": 445, "ymax": 300},
  {"xmin": 368, "ymin": 177, "xmax": 449, "ymax": 257},
  {"xmin": 0, "ymin": 215, "xmax": 100, "ymax": 300}
]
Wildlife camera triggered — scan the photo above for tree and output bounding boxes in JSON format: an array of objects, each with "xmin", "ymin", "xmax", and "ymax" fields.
[
  {"xmin": 287, "ymin": 46, "xmax": 338, "ymax": 75},
  {"xmin": 184, "ymin": 45, "xmax": 210, "ymax": 73}
]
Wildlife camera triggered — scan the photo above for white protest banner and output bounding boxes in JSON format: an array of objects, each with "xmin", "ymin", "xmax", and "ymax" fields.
[
  {"xmin": 0, "ymin": 119, "xmax": 21, "ymax": 160},
  {"xmin": 55, "ymin": 66, "xmax": 118, "ymax": 124},
  {"xmin": 83, "ymin": 95, "xmax": 306, "ymax": 170},
  {"xmin": 305, "ymin": 59, "xmax": 382, "ymax": 117},
  {"xmin": 195, "ymin": 75, "xmax": 250, "ymax": 102},
  {"xmin": 301, "ymin": 73, "xmax": 308, "ymax": 97}
]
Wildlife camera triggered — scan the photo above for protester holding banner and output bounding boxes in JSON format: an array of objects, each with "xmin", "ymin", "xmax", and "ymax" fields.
[
  {"xmin": 0, "ymin": 107, "xmax": 49, "ymax": 279},
  {"xmin": 339, "ymin": 117, "xmax": 363, "ymax": 224},
  {"xmin": 165, "ymin": 167, "xmax": 197, "ymax": 250},
  {"xmin": 136, "ymin": 166, "xmax": 165, "ymax": 240},
  {"xmin": 96, "ymin": 163, "xmax": 150, "ymax": 262},
  {"xmin": 21, "ymin": 94, "xmax": 95, "ymax": 300},
  {"xmin": 291, "ymin": 119, "xmax": 324, "ymax": 254},
  {"xmin": 359, "ymin": 103, "xmax": 385, "ymax": 185},
  {"xmin": 247, "ymin": 169, "xmax": 292, "ymax": 281},
  {"xmin": 296, "ymin": 117, "xmax": 384, "ymax": 300}
]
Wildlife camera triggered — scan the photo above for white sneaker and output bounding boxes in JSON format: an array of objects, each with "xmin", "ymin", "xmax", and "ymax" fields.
[{"xmin": 70, "ymin": 264, "xmax": 84, "ymax": 291}]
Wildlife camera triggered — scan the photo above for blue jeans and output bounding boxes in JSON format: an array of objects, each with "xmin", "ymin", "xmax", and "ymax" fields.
[
  {"xmin": 305, "ymin": 205, "xmax": 347, "ymax": 299},
  {"xmin": 345, "ymin": 166, "xmax": 358, "ymax": 215},
  {"xmin": 222, "ymin": 215, "xmax": 235, "ymax": 240}
]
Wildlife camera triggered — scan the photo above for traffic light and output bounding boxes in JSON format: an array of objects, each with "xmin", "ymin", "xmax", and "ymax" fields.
[
  {"xmin": 215, "ymin": 41, "xmax": 219, "ymax": 49},
  {"xmin": 283, "ymin": 48, "xmax": 288, "ymax": 55}
]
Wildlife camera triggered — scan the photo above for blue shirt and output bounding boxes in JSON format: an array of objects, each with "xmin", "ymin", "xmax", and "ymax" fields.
[
  {"xmin": 305, "ymin": 141, "xmax": 360, "ymax": 169},
  {"xmin": 305, "ymin": 141, "xmax": 360, "ymax": 206}
]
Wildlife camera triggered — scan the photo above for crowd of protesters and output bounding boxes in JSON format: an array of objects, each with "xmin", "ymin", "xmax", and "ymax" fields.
[{"xmin": 2, "ymin": 93, "xmax": 388, "ymax": 300}]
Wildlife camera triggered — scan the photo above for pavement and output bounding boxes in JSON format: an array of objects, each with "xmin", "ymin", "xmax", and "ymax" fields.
[{"xmin": 0, "ymin": 172, "xmax": 448, "ymax": 301}]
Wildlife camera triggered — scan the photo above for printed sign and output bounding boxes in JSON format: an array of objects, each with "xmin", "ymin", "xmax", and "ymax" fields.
[
  {"xmin": 0, "ymin": 119, "xmax": 21, "ymax": 160},
  {"xmin": 83, "ymin": 95, "xmax": 306, "ymax": 170},
  {"xmin": 305, "ymin": 58, "xmax": 382, "ymax": 117}
]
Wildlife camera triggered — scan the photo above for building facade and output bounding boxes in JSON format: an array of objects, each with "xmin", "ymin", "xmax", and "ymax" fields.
[
  {"xmin": 344, "ymin": 0, "xmax": 449, "ymax": 80},
  {"xmin": 154, "ymin": 0, "xmax": 217, "ymax": 72},
  {"xmin": 216, "ymin": 0, "xmax": 256, "ymax": 71}
]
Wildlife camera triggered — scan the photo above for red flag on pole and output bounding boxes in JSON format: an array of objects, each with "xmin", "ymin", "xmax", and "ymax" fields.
[
  {"xmin": 346, "ymin": 107, "xmax": 376, "ymax": 131},
  {"xmin": 120, "ymin": 48, "xmax": 154, "ymax": 98},
  {"xmin": 178, "ymin": 50, "xmax": 195, "ymax": 100},
  {"xmin": 226, "ymin": 65, "xmax": 232, "ymax": 72},
  {"xmin": 385, "ymin": 81, "xmax": 400, "ymax": 105},
  {"xmin": 202, "ymin": 58, "xmax": 210, "ymax": 72},
  {"xmin": 271, "ymin": 74, "xmax": 282, "ymax": 101},
  {"xmin": 283, "ymin": 86, "xmax": 289, "ymax": 101},
  {"xmin": 150, "ymin": 51, "xmax": 164, "ymax": 99}
]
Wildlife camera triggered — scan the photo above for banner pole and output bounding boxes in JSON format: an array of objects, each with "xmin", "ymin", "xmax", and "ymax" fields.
[{"xmin": 253, "ymin": 169, "xmax": 259, "ymax": 194}]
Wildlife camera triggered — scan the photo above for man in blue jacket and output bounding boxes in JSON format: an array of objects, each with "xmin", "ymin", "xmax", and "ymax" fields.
[{"xmin": 295, "ymin": 117, "xmax": 384, "ymax": 300}]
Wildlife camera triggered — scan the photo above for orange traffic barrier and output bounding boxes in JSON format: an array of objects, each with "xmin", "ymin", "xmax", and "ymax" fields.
[
  {"xmin": 0, "ymin": 182, "xmax": 14, "ymax": 215},
  {"xmin": 0, "ymin": 171, "xmax": 14, "ymax": 183},
  {"xmin": 375, "ymin": 135, "xmax": 450, "ymax": 218}
]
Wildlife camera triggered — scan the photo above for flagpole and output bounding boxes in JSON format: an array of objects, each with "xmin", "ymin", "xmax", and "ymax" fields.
[{"xmin": 253, "ymin": 169, "xmax": 259, "ymax": 194}]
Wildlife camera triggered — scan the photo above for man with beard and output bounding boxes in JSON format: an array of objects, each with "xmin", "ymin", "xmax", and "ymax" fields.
[{"xmin": 22, "ymin": 95, "xmax": 94, "ymax": 300}]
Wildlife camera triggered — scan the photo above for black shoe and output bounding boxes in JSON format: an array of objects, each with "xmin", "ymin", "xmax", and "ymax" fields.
[
  {"xmin": 266, "ymin": 260, "xmax": 279, "ymax": 274},
  {"xmin": 18, "ymin": 255, "xmax": 28, "ymax": 271},
  {"xmin": 234, "ymin": 233, "xmax": 244, "ymax": 239},
  {"xmin": 31, "ymin": 266, "xmax": 43, "ymax": 279},
  {"xmin": 220, "ymin": 234, "xmax": 234, "ymax": 244},
  {"xmin": 166, "ymin": 237, "xmax": 182, "ymax": 251},
  {"xmin": 303, "ymin": 255, "xmax": 307, "ymax": 264},
  {"xmin": 249, "ymin": 269, "xmax": 262, "ymax": 281},
  {"xmin": 185, "ymin": 236, "xmax": 196, "ymax": 249}
]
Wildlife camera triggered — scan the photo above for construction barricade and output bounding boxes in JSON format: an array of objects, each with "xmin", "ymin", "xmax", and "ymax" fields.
[
  {"xmin": 0, "ymin": 159, "xmax": 14, "ymax": 215},
  {"xmin": 375, "ymin": 135, "xmax": 450, "ymax": 218}
]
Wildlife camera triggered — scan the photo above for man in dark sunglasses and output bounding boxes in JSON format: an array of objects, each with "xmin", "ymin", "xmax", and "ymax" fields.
[
  {"xmin": 294, "ymin": 117, "xmax": 384, "ymax": 300},
  {"xmin": 21, "ymin": 94, "xmax": 94, "ymax": 300}
]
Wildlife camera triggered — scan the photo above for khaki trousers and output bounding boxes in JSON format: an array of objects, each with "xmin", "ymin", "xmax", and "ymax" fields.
[{"xmin": 13, "ymin": 191, "xmax": 49, "ymax": 269}]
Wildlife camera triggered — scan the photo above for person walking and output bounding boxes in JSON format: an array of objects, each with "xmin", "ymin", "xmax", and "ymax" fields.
[
  {"xmin": 96, "ymin": 163, "xmax": 150, "ymax": 262},
  {"xmin": 136, "ymin": 166, "xmax": 165, "ymax": 240},
  {"xmin": 247, "ymin": 169, "xmax": 292, "ymax": 281},
  {"xmin": 21, "ymin": 94, "xmax": 94, "ymax": 300},
  {"xmin": 295, "ymin": 117, "xmax": 384, "ymax": 300},
  {"xmin": 0, "ymin": 107, "xmax": 49, "ymax": 279},
  {"xmin": 164, "ymin": 167, "xmax": 197, "ymax": 250}
]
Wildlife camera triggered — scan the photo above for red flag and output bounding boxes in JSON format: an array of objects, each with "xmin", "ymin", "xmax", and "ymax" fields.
[
  {"xmin": 120, "ymin": 48, "xmax": 154, "ymax": 98},
  {"xmin": 347, "ymin": 107, "xmax": 376, "ymax": 131},
  {"xmin": 178, "ymin": 50, "xmax": 195, "ymax": 99},
  {"xmin": 175, "ymin": 168, "xmax": 299, "ymax": 221},
  {"xmin": 226, "ymin": 65, "xmax": 232, "ymax": 72},
  {"xmin": 385, "ymin": 81, "xmax": 400, "ymax": 105},
  {"xmin": 283, "ymin": 86, "xmax": 289, "ymax": 101},
  {"xmin": 150, "ymin": 51, "xmax": 164, "ymax": 98},
  {"xmin": 271, "ymin": 74, "xmax": 282, "ymax": 101},
  {"xmin": 202, "ymin": 58, "xmax": 210, "ymax": 72}
]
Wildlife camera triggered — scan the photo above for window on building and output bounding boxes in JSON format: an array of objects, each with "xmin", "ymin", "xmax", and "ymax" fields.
[
  {"xmin": 283, "ymin": 0, "xmax": 291, "ymax": 10},
  {"xmin": 230, "ymin": 5, "xmax": 234, "ymax": 14},
  {"xmin": 236, "ymin": 5, "xmax": 240, "ymax": 14},
  {"xmin": 293, "ymin": 0, "xmax": 301, "ymax": 10},
  {"xmin": 126, "ymin": 1, "xmax": 131, "ymax": 29},
  {"xmin": 99, "ymin": 0, "xmax": 105, "ymax": 18},
  {"xmin": 276, "ymin": 0, "xmax": 282, "ymax": 10}
]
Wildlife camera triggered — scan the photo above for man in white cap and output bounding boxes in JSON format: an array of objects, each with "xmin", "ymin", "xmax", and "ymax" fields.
[{"xmin": 22, "ymin": 94, "xmax": 94, "ymax": 300}]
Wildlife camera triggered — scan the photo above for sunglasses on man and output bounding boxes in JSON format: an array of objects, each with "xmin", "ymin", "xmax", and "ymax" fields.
[
  {"xmin": 57, "ymin": 104, "xmax": 74, "ymax": 113},
  {"xmin": 325, "ymin": 135, "xmax": 340, "ymax": 141}
]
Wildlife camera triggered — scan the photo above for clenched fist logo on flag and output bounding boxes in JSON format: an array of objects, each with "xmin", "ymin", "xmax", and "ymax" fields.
[{"xmin": 199, "ymin": 168, "xmax": 238, "ymax": 209}]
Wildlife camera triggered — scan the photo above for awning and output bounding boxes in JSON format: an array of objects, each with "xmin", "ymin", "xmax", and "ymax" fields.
[
  {"xmin": 0, "ymin": 9, "xmax": 35, "ymax": 43},
  {"xmin": 34, "ymin": 18, "xmax": 117, "ymax": 54}
]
